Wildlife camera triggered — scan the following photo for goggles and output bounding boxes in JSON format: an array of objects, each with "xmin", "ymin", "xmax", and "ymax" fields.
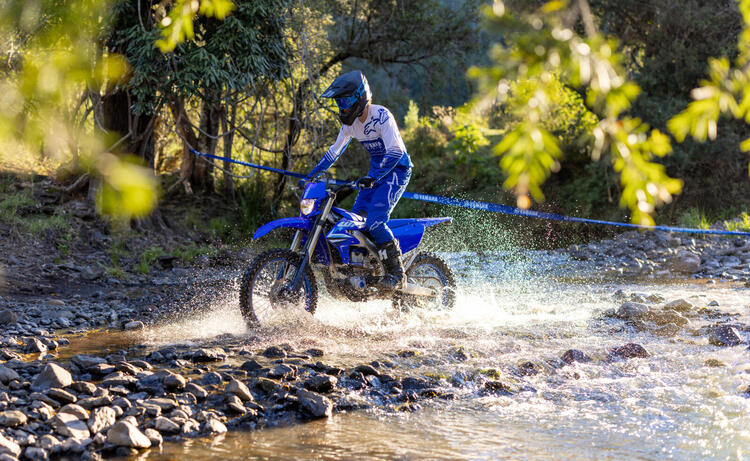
[
  {"xmin": 333, "ymin": 82, "xmax": 364, "ymax": 110},
  {"xmin": 335, "ymin": 94, "xmax": 358, "ymax": 110}
]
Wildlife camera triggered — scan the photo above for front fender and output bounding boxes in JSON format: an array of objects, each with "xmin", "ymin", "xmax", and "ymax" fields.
[{"xmin": 252, "ymin": 217, "xmax": 312, "ymax": 240}]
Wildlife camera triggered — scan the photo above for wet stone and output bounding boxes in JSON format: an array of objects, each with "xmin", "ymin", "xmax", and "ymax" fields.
[
  {"xmin": 561, "ymin": 349, "xmax": 592, "ymax": 365},
  {"xmin": 192, "ymin": 348, "xmax": 227, "ymax": 362},
  {"xmin": 305, "ymin": 348, "xmax": 325, "ymax": 357},
  {"xmin": 296, "ymin": 389, "xmax": 333, "ymax": 419},
  {"xmin": 353, "ymin": 364, "xmax": 379, "ymax": 377},
  {"xmin": 87, "ymin": 406, "xmax": 116, "ymax": 434},
  {"xmin": 268, "ymin": 364, "xmax": 296, "ymax": 380},
  {"xmin": 261, "ymin": 346, "xmax": 287, "ymax": 358},
  {"xmin": 106, "ymin": 421, "xmax": 151, "ymax": 448},
  {"xmin": 201, "ymin": 418, "xmax": 227, "ymax": 434},
  {"xmin": 71, "ymin": 355, "xmax": 107, "ymax": 370},
  {"xmin": 610, "ymin": 343, "xmax": 650, "ymax": 359},
  {"xmin": 303, "ymin": 374, "xmax": 337, "ymax": 393},
  {"xmin": 239, "ymin": 360, "xmax": 263, "ymax": 372},
  {"xmin": 24, "ymin": 337, "xmax": 47, "ymax": 353},
  {"xmin": 163, "ymin": 373, "xmax": 186, "ymax": 391},
  {"xmin": 197, "ymin": 372, "xmax": 223, "ymax": 386},
  {"xmin": 144, "ymin": 428, "xmax": 162, "ymax": 447},
  {"xmin": 518, "ymin": 361, "xmax": 540, "ymax": 376},
  {"xmin": 226, "ymin": 379, "xmax": 253, "ymax": 402},
  {"xmin": 482, "ymin": 381, "xmax": 514, "ymax": 396},
  {"xmin": 153, "ymin": 416, "xmax": 180, "ymax": 434},
  {"xmin": 709, "ymin": 324, "xmax": 743, "ymax": 347},
  {"xmin": 663, "ymin": 299, "xmax": 693, "ymax": 312}
]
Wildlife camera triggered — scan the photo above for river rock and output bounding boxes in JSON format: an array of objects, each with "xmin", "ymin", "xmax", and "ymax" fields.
[
  {"xmin": 70, "ymin": 381, "xmax": 97, "ymax": 395},
  {"xmin": 47, "ymin": 388, "xmax": 77, "ymax": 404},
  {"xmin": 671, "ymin": 250, "xmax": 701, "ymax": 273},
  {"xmin": 0, "ymin": 366, "xmax": 19, "ymax": 385},
  {"xmin": 51, "ymin": 412, "xmax": 90, "ymax": 439},
  {"xmin": 268, "ymin": 364, "xmax": 296, "ymax": 380},
  {"xmin": 153, "ymin": 416, "xmax": 180, "ymax": 434},
  {"xmin": 226, "ymin": 379, "xmax": 253, "ymax": 401},
  {"xmin": 71, "ymin": 354, "xmax": 107, "ymax": 370},
  {"xmin": 652, "ymin": 322, "xmax": 681, "ymax": 337},
  {"xmin": 106, "ymin": 421, "xmax": 151, "ymax": 448},
  {"xmin": 353, "ymin": 364, "xmax": 379, "ymax": 377},
  {"xmin": 610, "ymin": 343, "xmax": 650, "ymax": 359},
  {"xmin": 663, "ymin": 299, "xmax": 693, "ymax": 312},
  {"xmin": 0, "ymin": 310, "xmax": 17, "ymax": 325},
  {"xmin": 708, "ymin": 325, "xmax": 743, "ymax": 347},
  {"xmin": 239, "ymin": 360, "xmax": 263, "ymax": 372},
  {"xmin": 296, "ymin": 389, "xmax": 333, "ymax": 418},
  {"xmin": 32, "ymin": 363, "xmax": 72, "ymax": 391},
  {"xmin": 201, "ymin": 418, "xmax": 227, "ymax": 434},
  {"xmin": 648, "ymin": 310, "xmax": 689, "ymax": 327},
  {"xmin": 37, "ymin": 435, "xmax": 60, "ymax": 452},
  {"xmin": 304, "ymin": 374, "xmax": 337, "ymax": 393},
  {"xmin": 24, "ymin": 337, "xmax": 47, "ymax": 353},
  {"xmin": 144, "ymin": 428, "xmax": 162, "ymax": 447},
  {"xmin": 23, "ymin": 447, "xmax": 47, "ymax": 461},
  {"xmin": 561, "ymin": 349, "xmax": 592, "ymax": 364},
  {"xmin": 191, "ymin": 348, "xmax": 227, "ymax": 362},
  {"xmin": 612, "ymin": 302, "xmax": 649, "ymax": 320},
  {"xmin": 0, "ymin": 434, "xmax": 20, "ymax": 457},
  {"xmin": 123, "ymin": 320, "xmax": 144, "ymax": 331},
  {"xmin": 88, "ymin": 406, "xmax": 116, "ymax": 434},
  {"xmin": 59, "ymin": 404, "xmax": 89, "ymax": 420},
  {"xmin": 163, "ymin": 372, "xmax": 186, "ymax": 391},
  {"xmin": 261, "ymin": 346, "xmax": 287, "ymax": 358},
  {"xmin": 185, "ymin": 383, "xmax": 208, "ymax": 400},
  {"xmin": 0, "ymin": 410, "xmax": 27, "ymax": 427}
]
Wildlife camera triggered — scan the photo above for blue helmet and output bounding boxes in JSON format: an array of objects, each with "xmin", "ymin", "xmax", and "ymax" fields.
[{"xmin": 321, "ymin": 70, "xmax": 372, "ymax": 125}]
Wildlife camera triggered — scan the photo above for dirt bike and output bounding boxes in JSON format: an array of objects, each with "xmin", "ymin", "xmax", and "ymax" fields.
[{"xmin": 239, "ymin": 176, "xmax": 456, "ymax": 326}]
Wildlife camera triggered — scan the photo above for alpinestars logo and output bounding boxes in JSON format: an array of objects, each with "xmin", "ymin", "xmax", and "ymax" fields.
[{"xmin": 364, "ymin": 108, "xmax": 389, "ymax": 135}]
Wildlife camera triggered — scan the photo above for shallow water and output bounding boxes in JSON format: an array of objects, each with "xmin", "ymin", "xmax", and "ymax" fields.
[{"xmin": 69, "ymin": 252, "xmax": 750, "ymax": 460}]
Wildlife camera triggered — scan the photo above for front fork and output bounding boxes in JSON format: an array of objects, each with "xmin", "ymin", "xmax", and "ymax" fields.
[{"xmin": 285, "ymin": 195, "xmax": 335, "ymax": 292}]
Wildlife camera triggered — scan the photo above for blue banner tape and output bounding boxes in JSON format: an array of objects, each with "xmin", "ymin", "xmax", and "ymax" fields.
[{"xmin": 190, "ymin": 149, "xmax": 750, "ymax": 237}]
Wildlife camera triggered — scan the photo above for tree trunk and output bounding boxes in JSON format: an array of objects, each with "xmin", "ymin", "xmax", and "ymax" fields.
[
  {"xmin": 171, "ymin": 97, "xmax": 199, "ymax": 195},
  {"xmin": 220, "ymin": 102, "xmax": 236, "ymax": 198},
  {"xmin": 271, "ymin": 52, "xmax": 350, "ymax": 210},
  {"xmin": 195, "ymin": 91, "xmax": 222, "ymax": 193}
]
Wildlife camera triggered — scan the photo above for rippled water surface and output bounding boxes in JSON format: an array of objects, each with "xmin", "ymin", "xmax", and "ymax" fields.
[{"xmin": 79, "ymin": 252, "xmax": 750, "ymax": 460}]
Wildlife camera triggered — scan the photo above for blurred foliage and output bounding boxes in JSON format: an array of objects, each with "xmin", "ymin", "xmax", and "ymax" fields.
[
  {"xmin": 667, "ymin": 0, "xmax": 750, "ymax": 175},
  {"xmin": 0, "ymin": 0, "xmax": 157, "ymax": 219},
  {"xmin": 468, "ymin": 0, "xmax": 682, "ymax": 225},
  {"xmin": 156, "ymin": 0, "xmax": 236, "ymax": 52}
]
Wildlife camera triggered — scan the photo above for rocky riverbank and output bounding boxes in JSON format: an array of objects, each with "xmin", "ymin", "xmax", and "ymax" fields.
[{"xmin": 566, "ymin": 229, "xmax": 750, "ymax": 282}]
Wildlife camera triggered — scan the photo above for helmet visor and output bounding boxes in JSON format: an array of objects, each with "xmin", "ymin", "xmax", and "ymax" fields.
[{"xmin": 335, "ymin": 94, "xmax": 358, "ymax": 110}]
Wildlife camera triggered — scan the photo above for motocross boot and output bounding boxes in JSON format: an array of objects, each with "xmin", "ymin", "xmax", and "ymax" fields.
[{"xmin": 376, "ymin": 239, "xmax": 405, "ymax": 291}]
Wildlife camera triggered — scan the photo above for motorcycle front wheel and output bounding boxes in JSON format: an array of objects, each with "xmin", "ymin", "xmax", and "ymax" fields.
[{"xmin": 239, "ymin": 249, "xmax": 318, "ymax": 327}]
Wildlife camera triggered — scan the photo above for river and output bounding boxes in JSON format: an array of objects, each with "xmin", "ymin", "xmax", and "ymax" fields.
[{"xmin": 65, "ymin": 251, "xmax": 750, "ymax": 460}]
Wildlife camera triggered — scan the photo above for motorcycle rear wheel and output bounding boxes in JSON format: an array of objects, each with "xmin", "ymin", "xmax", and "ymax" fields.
[
  {"xmin": 393, "ymin": 252, "xmax": 456, "ymax": 311},
  {"xmin": 239, "ymin": 249, "xmax": 318, "ymax": 327}
]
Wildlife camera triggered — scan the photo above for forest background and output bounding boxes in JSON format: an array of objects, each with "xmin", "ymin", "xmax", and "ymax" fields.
[{"xmin": 3, "ymin": 0, "xmax": 750, "ymax": 257}]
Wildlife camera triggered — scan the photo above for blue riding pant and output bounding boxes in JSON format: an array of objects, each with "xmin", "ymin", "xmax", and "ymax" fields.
[{"xmin": 352, "ymin": 166, "xmax": 411, "ymax": 244}]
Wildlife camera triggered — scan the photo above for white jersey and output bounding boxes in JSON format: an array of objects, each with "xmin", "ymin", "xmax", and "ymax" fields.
[{"xmin": 310, "ymin": 104, "xmax": 413, "ymax": 180}]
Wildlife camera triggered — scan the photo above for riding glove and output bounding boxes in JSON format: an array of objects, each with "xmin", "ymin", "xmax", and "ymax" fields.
[{"xmin": 356, "ymin": 176, "xmax": 375, "ymax": 189}]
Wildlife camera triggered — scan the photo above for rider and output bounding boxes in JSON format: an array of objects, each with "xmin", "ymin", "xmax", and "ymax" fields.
[{"xmin": 301, "ymin": 70, "xmax": 413, "ymax": 290}]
